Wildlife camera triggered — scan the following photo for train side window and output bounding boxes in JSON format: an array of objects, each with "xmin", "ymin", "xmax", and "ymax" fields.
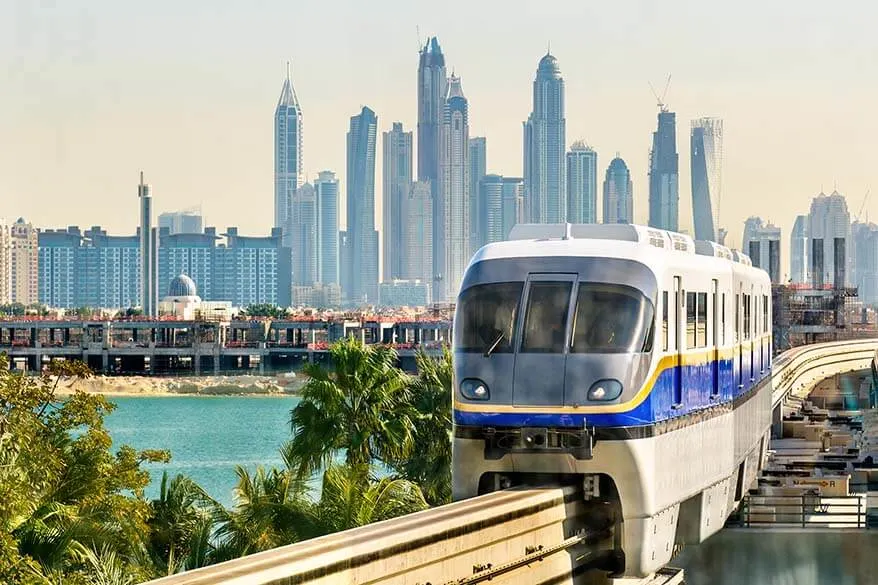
[
  {"xmin": 662, "ymin": 291, "xmax": 669, "ymax": 351},
  {"xmin": 735, "ymin": 293, "xmax": 740, "ymax": 343},
  {"xmin": 697, "ymin": 292, "xmax": 708, "ymax": 347},
  {"xmin": 721, "ymin": 293, "xmax": 726, "ymax": 344},
  {"xmin": 743, "ymin": 294, "xmax": 751, "ymax": 340},
  {"xmin": 521, "ymin": 282, "xmax": 572, "ymax": 353},
  {"xmin": 686, "ymin": 291, "xmax": 696, "ymax": 348},
  {"xmin": 763, "ymin": 295, "xmax": 769, "ymax": 333}
]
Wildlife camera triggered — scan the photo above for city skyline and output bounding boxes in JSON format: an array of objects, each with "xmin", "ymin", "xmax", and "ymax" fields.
[{"xmin": 3, "ymin": 1, "xmax": 877, "ymax": 279}]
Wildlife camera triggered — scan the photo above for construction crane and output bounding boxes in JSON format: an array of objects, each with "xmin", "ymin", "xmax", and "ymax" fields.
[
  {"xmin": 854, "ymin": 188, "xmax": 871, "ymax": 223},
  {"xmin": 648, "ymin": 74, "xmax": 672, "ymax": 113}
]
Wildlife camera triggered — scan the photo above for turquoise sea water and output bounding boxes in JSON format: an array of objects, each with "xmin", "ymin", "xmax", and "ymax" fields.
[{"xmin": 104, "ymin": 396, "xmax": 299, "ymax": 507}]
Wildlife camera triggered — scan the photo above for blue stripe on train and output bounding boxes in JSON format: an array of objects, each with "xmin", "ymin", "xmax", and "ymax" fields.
[{"xmin": 453, "ymin": 343, "xmax": 772, "ymax": 428}]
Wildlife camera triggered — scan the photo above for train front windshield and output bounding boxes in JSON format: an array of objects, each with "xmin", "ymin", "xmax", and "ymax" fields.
[{"xmin": 455, "ymin": 281, "xmax": 654, "ymax": 355}]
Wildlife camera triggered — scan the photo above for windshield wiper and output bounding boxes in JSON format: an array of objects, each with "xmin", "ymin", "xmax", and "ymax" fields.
[{"xmin": 483, "ymin": 332, "xmax": 505, "ymax": 357}]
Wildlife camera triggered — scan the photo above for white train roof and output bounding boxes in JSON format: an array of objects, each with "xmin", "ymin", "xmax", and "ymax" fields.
[{"xmin": 491, "ymin": 223, "xmax": 752, "ymax": 265}]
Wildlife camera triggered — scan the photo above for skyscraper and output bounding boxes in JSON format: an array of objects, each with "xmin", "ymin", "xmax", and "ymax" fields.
[
  {"xmin": 690, "ymin": 118, "xmax": 723, "ymax": 241},
  {"xmin": 315, "ymin": 171, "xmax": 339, "ymax": 286},
  {"xmin": 274, "ymin": 63, "xmax": 303, "ymax": 242},
  {"xmin": 790, "ymin": 215, "xmax": 809, "ymax": 284},
  {"xmin": 523, "ymin": 53, "xmax": 566, "ymax": 224},
  {"xmin": 138, "ymin": 173, "xmax": 158, "ymax": 316},
  {"xmin": 852, "ymin": 221, "xmax": 878, "ymax": 304},
  {"xmin": 479, "ymin": 175, "xmax": 524, "ymax": 244},
  {"xmin": 567, "ymin": 142, "xmax": 597, "ymax": 224},
  {"xmin": 808, "ymin": 191, "xmax": 852, "ymax": 288},
  {"xmin": 403, "ymin": 181, "xmax": 433, "ymax": 300},
  {"xmin": 289, "ymin": 183, "xmax": 317, "ymax": 286},
  {"xmin": 468, "ymin": 137, "xmax": 487, "ymax": 252},
  {"xmin": 437, "ymin": 74, "xmax": 470, "ymax": 301},
  {"xmin": 7, "ymin": 218, "xmax": 39, "ymax": 305},
  {"xmin": 603, "ymin": 156, "xmax": 634, "ymax": 224},
  {"xmin": 343, "ymin": 106, "xmax": 379, "ymax": 304},
  {"xmin": 382, "ymin": 122, "xmax": 412, "ymax": 281},
  {"xmin": 741, "ymin": 217, "xmax": 781, "ymax": 283},
  {"xmin": 158, "ymin": 210, "xmax": 203, "ymax": 235},
  {"xmin": 648, "ymin": 110, "xmax": 679, "ymax": 231},
  {"xmin": 417, "ymin": 37, "xmax": 446, "ymax": 192}
]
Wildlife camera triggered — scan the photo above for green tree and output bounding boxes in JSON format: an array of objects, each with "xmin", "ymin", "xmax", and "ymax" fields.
[
  {"xmin": 284, "ymin": 337, "xmax": 417, "ymax": 477},
  {"xmin": 312, "ymin": 464, "xmax": 428, "ymax": 533},
  {"xmin": 211, "ymin": 466, "xmax": 318, "ymax": 561},
  {"xmin": 240, "ymin": 304, "xmax": 289, "ymax": 319},
  {"xmin": 0, "ymin": 303, "xmax": 26, "ymax": 317},
  {"xmin": 0, "ymin": 355, "xmax": 169, "ymax": 582},
  {"xmin": 393, "ymin": 348, "xmax": 453, "ymax": 506}
]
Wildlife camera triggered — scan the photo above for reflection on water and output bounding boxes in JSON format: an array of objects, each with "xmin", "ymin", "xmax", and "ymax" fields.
[{"xmin": 675, "ymin": 530, "xmax": 878, "ymax": 585}]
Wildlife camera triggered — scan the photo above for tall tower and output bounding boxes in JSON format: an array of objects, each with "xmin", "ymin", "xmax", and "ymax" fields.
[
  {"xmin": 417, "ymin": 37, "xmax": 447, "ymax": 191},
  {"xmin": 290, "ymin": 183, "xmax": 317, "ymax": 286},
  {"xmin": 690, "ymin": 118, "xmax": 723, "ymax": 241},
  {"xmin": 468, "ymin": 137, "xmax": 487, "ymax": 252},
  {"xmin": 523, "ymin": 53, "xmax": 566, "ymax": 224},
  {"xmin": 603, "ymin": 155, "xmax": 634, "ymax": 224},
  {"xmin": 437, "ymin": 74, "xmax": 470, "ymax": 301},
  {"xmin": 382, "ymin": 122, "xmax": 412, "ymax": 281},
  {"xmin": 315, "ymin": 171, "xmax": 339, "ymax": 286},
  {"xmin": 138, "ymin": 172, "xmax": 158, "ymax": 316},
  {"xmin": 790, "ymin": 215, "xmax": 809, "ymax": 284},
  {"xmin": 274, "ymin": 62, "xmax": 303, "ymax": 243},
  {"xmin": 648, "ymin": 110, "xmax": 679, "ymax": 231},
  {"xmin": 567, "ymin": 141, "xmax": 598, "ymax": 224},
  {"xmin": 343, "ymin": 106, "xmax": 379, "ymax": 305}
]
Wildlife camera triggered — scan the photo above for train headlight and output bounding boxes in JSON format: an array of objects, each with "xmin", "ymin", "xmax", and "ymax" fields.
[
  {"xmin": 587, "ymin": 379, "xmax": 623, "ymax": 401},
  {"xmin": 460, "ymin": 378, "xmax": 490, "ymax": 400}
]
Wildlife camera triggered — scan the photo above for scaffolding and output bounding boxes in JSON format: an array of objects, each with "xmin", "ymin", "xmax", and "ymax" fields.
[{"xmin": 772, "ymin": 284, "xmax": 864, "ymax": 352}]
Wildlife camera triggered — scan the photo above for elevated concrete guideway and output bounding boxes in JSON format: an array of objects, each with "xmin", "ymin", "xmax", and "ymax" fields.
[{"xmin": 143, "ymin": 339, "xmax": 878, "ymax": 585}]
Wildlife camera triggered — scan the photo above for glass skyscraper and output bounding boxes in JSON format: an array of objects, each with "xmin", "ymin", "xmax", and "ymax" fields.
[
  {"xmin": 438, "ymin": 74, "xmax": 470, "ymax": 301},
  {"xmin": 289, "ymin": 183, "xmax": 317, "ymax": 286},
  {"xmin": 603, "ymin": 156, "xmax": 633, "ymax": 224},
  {"xmin": 648, "ymin": 110, "xmax": 679, "ymax": 231},
  {"xmin": 315, "ymin": 171, "xmax": 339, "ymax": 286},
  {"xmin": 524, "ymin": 53, "xmax": 566, "ymax": 224},
  {"xmin": 479, "ymin": 175, "xmax": 524, "ymax": 245},
  {"xmin": 274, "ymin": 64, "xmax": 303, "ymax": 243},
  {"xmin": 382, "ymin": 122, "xmax": 412, "ymax": 281},
  {"xmin": 468, "ymin": 137, "xmax": 487, "ymax": 253},
  {"xmin": 790, "ymin": 215, "xmax": 809, "ymax": 284},
  {"xmin": 566, "ymin": 142, "xmax": 597, "ymax": 224},
  {"xmin": 690, "ymin": 118, "xmax": 723, "ymax": 241},
  {"xmin": 343, "ymin": 106, "xmax": 379, "ymax": 305}
]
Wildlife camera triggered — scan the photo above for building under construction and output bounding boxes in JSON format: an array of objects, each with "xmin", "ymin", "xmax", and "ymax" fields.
[{"xmin": 772, "ymin": 284, "xmax": 862, "ymax": 352}]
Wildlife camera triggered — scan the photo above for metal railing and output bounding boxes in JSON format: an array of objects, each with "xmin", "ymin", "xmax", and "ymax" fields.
[{"xmin": 729, "ymin": 494, "xmax": 868, "ymax": 529}]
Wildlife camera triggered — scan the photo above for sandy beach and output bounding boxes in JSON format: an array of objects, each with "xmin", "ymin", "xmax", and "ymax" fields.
[{"xmin": 54, "ymin": 373, "xmax": 306, "ymax": 397}]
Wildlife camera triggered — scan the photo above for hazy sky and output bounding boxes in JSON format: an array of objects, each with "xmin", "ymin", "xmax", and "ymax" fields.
[{"xmin": 2, "ymin": 1, "xmax": 877, "ymax": 278}]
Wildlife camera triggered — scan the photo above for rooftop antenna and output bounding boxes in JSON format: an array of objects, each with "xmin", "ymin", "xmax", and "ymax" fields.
[
  {"xmin": 547, "ymin": 40, "xmax": 551, "ymax": 54},
  {"xmin": 286, "ymin": 60, "xmax": 291, "ymax": 81},
  {"xmin": 648, "ymin": 74, "xmax": 672, "ymax": 112},
  {"xmin": 416, "ymin": 25, "xmax": 422, "ymax": 50}
]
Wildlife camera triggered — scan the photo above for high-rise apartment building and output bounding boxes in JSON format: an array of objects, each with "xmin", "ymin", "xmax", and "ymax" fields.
[
  {"xmin": 524, "ymin": 53, "xmax": 566, "ymax": 224},
  {"xmin": 274, "ymin": 64, "xmax": 303, "ymax": 242},
  {"xmin": 438, "ymin": 74, "xmax": 470, "ymax": 301},
  {"xmin": 852, "ymin": 222, "xmax": 878, "ymax": 304},
  {"xmin": 289, "ymin": 183, "xmax": 318, "ymax": 286},
  {"xmin": 2, "ymin": 218, "xmax": 39, "ymax": 305},
  {"xmin": 138, "ymin": 173, "xmax": 159, "ymax": 316},
  {"xmin": 158, "ymin": 227, "xmax": 216, "ymax": 299},
  {"xmin": 37, "ymin": 228, "xmax": 79, "ymax": 308},
  {"xmin": 213, "ymin": 227, "xmax": 291, "ymax": 307},
  {"xmin": 567, "ymin": 142, "xmax": 597, "ymax": 224},
  {"xmin": 403, "ymin": 181, "xmax": 433, "ymax": 301},
  {"xmin": 479, "ymin": 175, "xmax": 524, "ymax": 245},
  {"xmin": 315, "ymin": 171, "xmax": 339, "ymax": 286},
  {"xmin": 808, "ymin": 191, "xmax": 852, "ymax": 288},
  {"xmin": 648, "ymin": 111, "xmax": 679, "ymax": 231},
  {"xmin": 790, "ymin": 215, "xmax": 809, "ymax": 284},
  {"xmin": 468, "ymin": 137, "xmax": 487, "ymax": 253},
  {"xmin": 158, "ymin": 210, "xmax": 203, "ymax": 235},
  {"xmin": 690, "ymin": 118, "xmax": 723, "ymax": 242},
  {"xmin": 343, "ymin": 106, "xmax": 379, "ymax": 305},
  {"xmin": 382, "ymin": 122, "xmax": 412, "ymax": 281},
  {"xmin": 417, "ymin": 37, "xmax": 446, "ymax": 193},
  {"xmin": 741, "ymin": 217, "xmax": 781, "ymax": 283},
  {"xmin": 603, "ymin": 156, "xmax": 634, "ymax": 224}
]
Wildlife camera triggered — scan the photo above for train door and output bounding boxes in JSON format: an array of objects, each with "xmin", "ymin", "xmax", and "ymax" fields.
[
  {"xmin": 736, "ymin": 283, "xmax": 743, "ymax": 389},
  {"xmin": 711, "ymin": 279, "xmax": 719, "ymax": 398},
  {"xmin": 512, "ymin": 273, "xmax": 575, "ymax": 406},
  {"xmin": 673, "ymin": 276, "xmax": 683, "ymax": 407}
]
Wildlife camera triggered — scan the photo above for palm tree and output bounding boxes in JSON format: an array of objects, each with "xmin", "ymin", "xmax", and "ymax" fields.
[
  {"xmin": 211, "ymin": 466, "xmax": 318, "ymax": 562},
  {"xmin": 394, "ymin": 348, "xmax": 453, "ymax": 506},
  {"xmin": 285, "ymin": 337, "xmax": 417, "ymax": 478},
  {"xmin": 312, "ymin": 464, "xmax": 428, "ymax": 534},
  {"xmin": 146, "ymin": 472, "xmax": 216, "ymax": 576}
]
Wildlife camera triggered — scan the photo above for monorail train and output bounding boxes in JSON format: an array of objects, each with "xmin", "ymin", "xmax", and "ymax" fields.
[{"xmin": 451, "ymin": 223, "xmax": 773, "ymax": 577}]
